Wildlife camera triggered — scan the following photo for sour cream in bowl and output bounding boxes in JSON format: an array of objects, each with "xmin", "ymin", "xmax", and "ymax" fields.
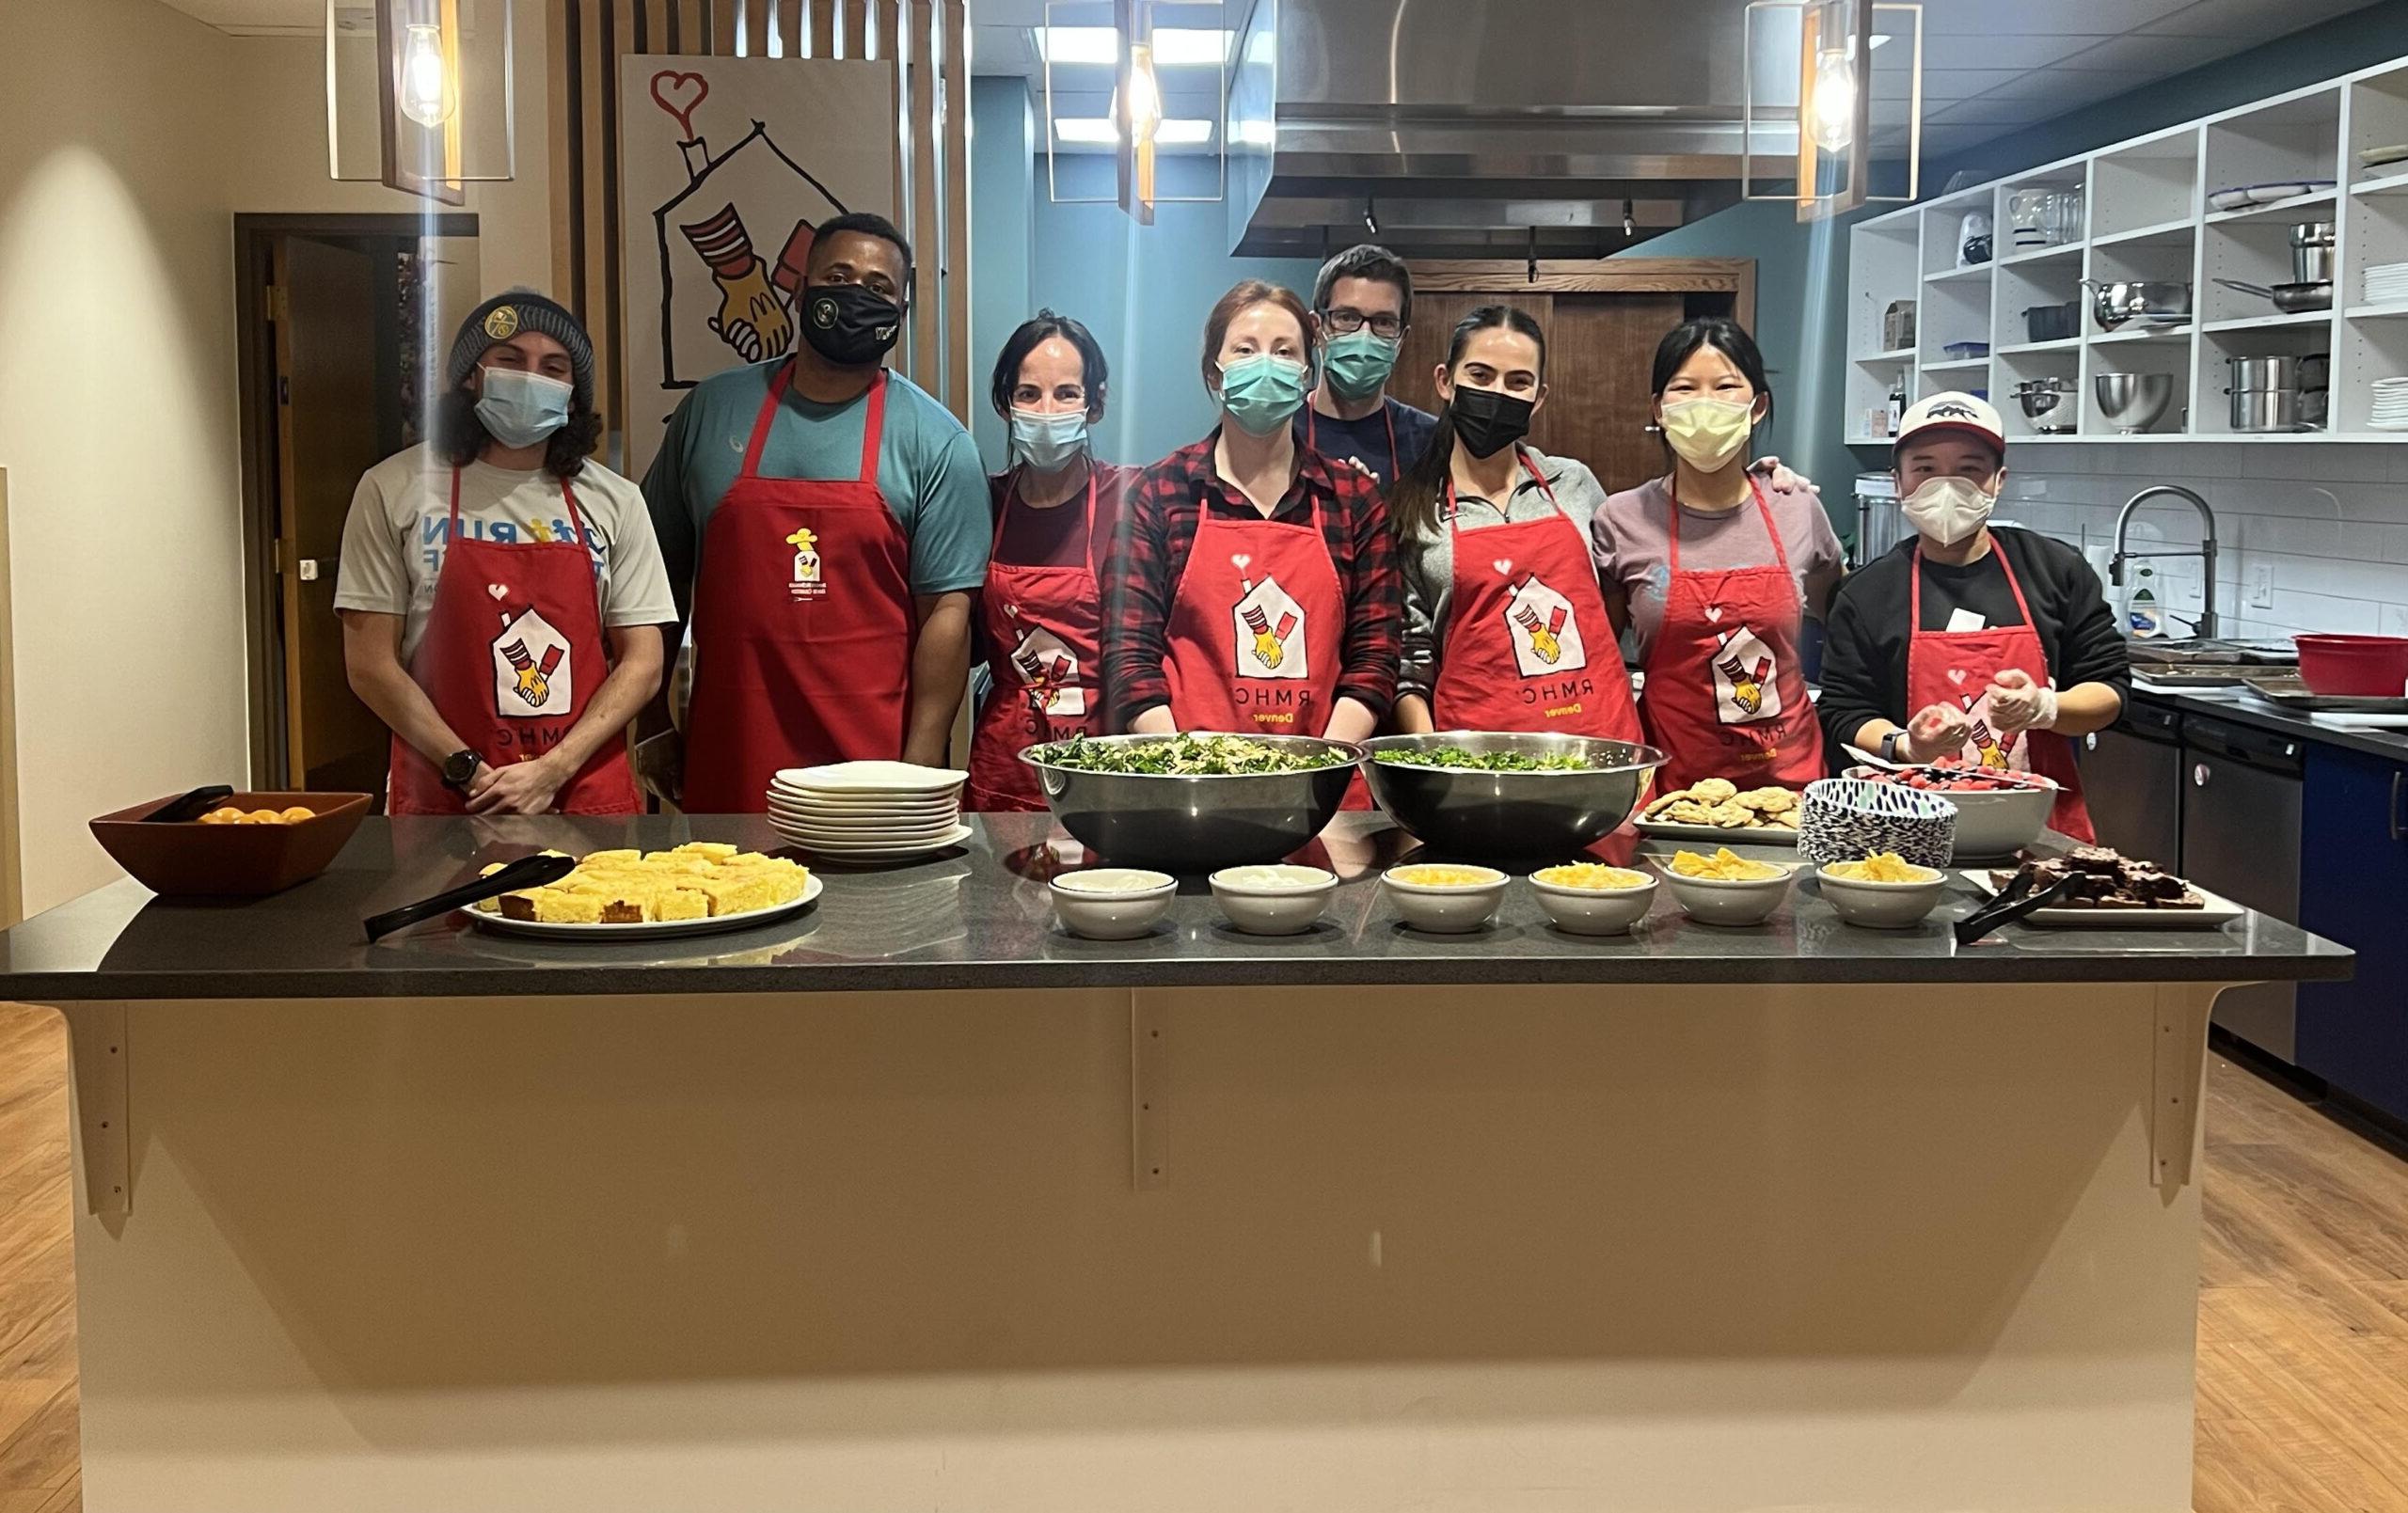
[
  {"xmin": 1049, "ymin": 868, "xmax": 1177, "ymax": 940},
  {"xmin": 1208, "ymin": 864, "xmax": 1339, "ymax": 936}
]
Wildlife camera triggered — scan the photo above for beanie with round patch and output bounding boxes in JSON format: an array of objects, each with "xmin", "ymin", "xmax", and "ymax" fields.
[{"xmin": 448, "ymin": 290, "xmax": 595, "ymax": 411}]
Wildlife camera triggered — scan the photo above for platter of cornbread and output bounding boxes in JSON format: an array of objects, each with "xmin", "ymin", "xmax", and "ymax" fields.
[{"xmin": 467, "ymin": 843, "xmax": 819, "ymax": 938}]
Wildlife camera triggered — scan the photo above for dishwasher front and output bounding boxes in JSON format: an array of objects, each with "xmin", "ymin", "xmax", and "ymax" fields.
[
  {"xmin": 2083, "ymin": 697, "xmax": 2183, "ymax": 867},
  {"xmin": 2180, "ymin": 713, "xmax": 2306, "ymax": 1063}
]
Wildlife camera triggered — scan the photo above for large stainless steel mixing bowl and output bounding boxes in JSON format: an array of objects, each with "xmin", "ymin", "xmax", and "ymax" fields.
[
  {"xmin": 1021, "ymin": 733, "xmax": 1364, "ymax": 872},
  {"xmin": 1361, "ymin": 733, "xmax": 1667, "ymax": 860},
  {"xmin": 2094, "ymin": 371, "xmax": 2177, "ymax": 434}
]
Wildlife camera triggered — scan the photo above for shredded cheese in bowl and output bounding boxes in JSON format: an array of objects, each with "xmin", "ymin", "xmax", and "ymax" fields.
[
  {"xmin": 1668, "ymin": 848, "xmax": 1786, "ymax": 882},
  {"xmin": 1532, "ymin": 863, "xmax": 1652, "ymax": 891},
  {"xmin": 1387, "ymin": 864, "xmax": 1506, "ymax": 890}
]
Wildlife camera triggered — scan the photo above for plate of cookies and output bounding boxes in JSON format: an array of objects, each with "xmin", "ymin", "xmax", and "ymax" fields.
[
  {"xmin": 464, "ymin": 843, "xmax": 821, "ymax": 938},
  {"xmin": 1633, "ymin": 779, "xmax": 1802, "ymax": 844}
]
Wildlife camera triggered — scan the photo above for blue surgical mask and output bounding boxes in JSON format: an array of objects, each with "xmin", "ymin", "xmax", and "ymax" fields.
[
  {"xmin": 1217, "ymin": 355, "xmax": 1310, "ymax": 435},
  {"xmin": 475, "ymin": 368, "xmax": 574, "ymax": 449},
  {"xmin": 1322, "ymin": 330, "xmax": 1400, "ymax": 401},
  {"xmin": 1009, "ymin": 407, "xmax": 1090, "ymax": 471}
]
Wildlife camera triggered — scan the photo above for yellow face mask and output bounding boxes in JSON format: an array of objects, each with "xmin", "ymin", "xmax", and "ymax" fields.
[{"xmin": 1659, "ymin": 397, "xmax": 1756, "ymax": 470}]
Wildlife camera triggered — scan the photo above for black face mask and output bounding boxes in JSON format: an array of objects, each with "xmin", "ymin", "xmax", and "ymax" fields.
[
  {"xmin": 1449, "ymin": 386, "xmax": 1534, "ymax": 459},
  {"xmin": 801, "ymin": 283, "xmax": 903, "ymax": 367}
]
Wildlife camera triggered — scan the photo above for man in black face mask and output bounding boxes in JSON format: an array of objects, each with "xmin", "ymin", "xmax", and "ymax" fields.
[{"xmin": 643, "ymin": 213, "xmax": 990, "ymax": 810}]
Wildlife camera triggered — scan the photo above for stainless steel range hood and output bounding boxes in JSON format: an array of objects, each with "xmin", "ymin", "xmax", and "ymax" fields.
[{"xmin": 1228, "ymin": 0, "xmax": 1844, "ymax": 258}]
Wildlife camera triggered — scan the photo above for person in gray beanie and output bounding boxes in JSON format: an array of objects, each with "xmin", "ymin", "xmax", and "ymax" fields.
[{"xmin": 333, "ymin": 289, "xmax": 676, "ymax": 816}]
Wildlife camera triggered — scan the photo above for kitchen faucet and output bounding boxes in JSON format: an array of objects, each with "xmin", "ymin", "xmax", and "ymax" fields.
[{"xmin": 2110, "ymin": 486, "xmax": 2220, "ymax": 640}]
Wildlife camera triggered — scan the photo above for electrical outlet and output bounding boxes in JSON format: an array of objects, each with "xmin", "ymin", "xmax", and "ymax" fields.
[
  {"xmin": 2248, "ymin": 564, "xmax": 2274, "ymax": 610},
  {"xmin": 2382, "ymin": 603, "xmax": 2408, "ymax": 638}
]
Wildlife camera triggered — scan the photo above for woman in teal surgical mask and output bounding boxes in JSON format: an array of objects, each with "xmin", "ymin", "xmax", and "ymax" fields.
[
  {"xmin": 1103, "ymin": 281, "xmax": 1399, "ymax": 789},
  {"xmin": 967, "ymin": 310, "xmax": 1139, "ymax": 810},
  {"xmin": 1294, "ymin": 244, "xmax": 1439, "ymax": 490}
]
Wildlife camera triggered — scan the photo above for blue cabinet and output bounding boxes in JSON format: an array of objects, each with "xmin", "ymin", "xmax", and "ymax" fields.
[{"xmin": 2296, "ymin": 745, "xmax": 2408, "ymax": 1123}]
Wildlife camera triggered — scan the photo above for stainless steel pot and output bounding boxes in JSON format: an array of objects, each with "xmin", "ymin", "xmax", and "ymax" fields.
[
  {"xmin": 2083, "ymin": 279, "xmax": 2192, "ymax": 330},
  {"xmin": 2228, "ymin": 355, "xmax": 2306, "ymax": 390},
  {"xmin": 2226, "ymin": 386, "xmax": 2306, "ymax": 433},
  {"xmin": 1021, "ymin": 734, "xmax": 1365, "ymax": 872},
  {"xmin": 2014, "ymin": 377, "xmax": 2076, "ymax": 432},
  {"xmin": 2291, "ymin": 222, "xmax": 2336, "ymax": 284},
  {"xmin": 1359, "ymin": 733, "xmax": 1666, "ymax": 860}
]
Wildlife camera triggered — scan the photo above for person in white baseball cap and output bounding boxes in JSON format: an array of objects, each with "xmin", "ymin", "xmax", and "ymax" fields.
[{"xmin": 1815, "ymin": 391, "xmax": 2130, "ymax": 841}]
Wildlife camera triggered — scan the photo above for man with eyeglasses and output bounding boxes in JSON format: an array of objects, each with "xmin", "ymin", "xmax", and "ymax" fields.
[{"xmin": 1293, "ymin": 244, "xmax": 1439, "ymax": 489}]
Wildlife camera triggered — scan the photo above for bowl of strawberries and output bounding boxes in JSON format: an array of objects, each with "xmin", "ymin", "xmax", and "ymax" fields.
[{"xmin": 1845, "ymin": 762, "xmax": 2059, "ymax": 860}]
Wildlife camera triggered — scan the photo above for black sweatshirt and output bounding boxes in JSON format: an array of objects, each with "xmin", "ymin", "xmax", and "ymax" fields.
[{"xmin": 1816, "ymin": 528, "xmax": 2131, "ymax": 764}]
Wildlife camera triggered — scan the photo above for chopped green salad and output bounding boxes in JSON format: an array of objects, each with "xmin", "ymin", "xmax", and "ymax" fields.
[
  {"xmin": 1373, "ymin": 749, "xmax": 1593, "ymax": 772},
  {"xmin": 1031, "ymin": 733, "xmax": 1351, "ymax": 775}
]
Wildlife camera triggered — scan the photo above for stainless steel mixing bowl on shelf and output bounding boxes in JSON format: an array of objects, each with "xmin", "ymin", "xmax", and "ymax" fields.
[
  {"xmin": 1360, "ymin": 733, "xmax": 1667, "ymax": 861},
  {"xmin": 2094, "ymin": 371, "xmax": 2178, "ymax": 434},
  {"xmin": 1021, "ymin": 733, "xmax": 1365, "ymax": 873}
]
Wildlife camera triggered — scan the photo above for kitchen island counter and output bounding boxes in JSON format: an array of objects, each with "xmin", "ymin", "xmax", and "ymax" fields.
[
  {"xmin": 0, "ymin": 813, "xmax": 2352, "ymax": 999},
  {"xmin": 3, "ymin": 814, "xmax": 2351, "ymax": 1513}
]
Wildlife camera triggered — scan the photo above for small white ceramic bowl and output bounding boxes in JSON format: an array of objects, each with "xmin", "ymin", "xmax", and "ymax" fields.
[
  {"xmin": 1381, "ymin": 864, "xmax": 1510, "ymax": 933},
  {"xmin": 1814, "ymin": 861, "xmax": 1949, "ymax": 929},
  {"xmin": 1655, "ymin": 860, "xmax": 1799, "ymax": 926},
  {"xmin": 1209, "ymin": 864, "xmax": 1339, "ymax": 936},
  {"xmin": 1529, "ymin": 866, "xmax": 1658, "ymax": 936},
  {"xmin": 1050, "ymin": 868, "xmax": 1177, "ymax": 940}
]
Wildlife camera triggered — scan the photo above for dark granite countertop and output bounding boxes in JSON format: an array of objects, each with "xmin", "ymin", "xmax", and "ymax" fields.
[
  {"xmin": 2130, "ymin": 683, "xmax": 2408, "ymax": 763},
  {"xmin": 0, "ymin": 815, "xmax": 2350, "ymax": 1001}
]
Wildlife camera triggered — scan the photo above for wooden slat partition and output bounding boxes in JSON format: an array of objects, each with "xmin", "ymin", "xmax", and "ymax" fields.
[{"xmin": 544, "ymin": 0, "xmax": 974, "ymax": 454}]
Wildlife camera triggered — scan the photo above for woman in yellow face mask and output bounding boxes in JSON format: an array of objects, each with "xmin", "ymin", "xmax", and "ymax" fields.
[{"xmin": 1590, "ymin": 318, "xmax": 1844, "ymax": 794}]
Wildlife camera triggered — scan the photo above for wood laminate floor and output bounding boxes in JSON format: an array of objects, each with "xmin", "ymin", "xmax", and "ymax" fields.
[{"xmin": 1, "ymin": 1003, "xmax": 2403, "ymax": 1512}]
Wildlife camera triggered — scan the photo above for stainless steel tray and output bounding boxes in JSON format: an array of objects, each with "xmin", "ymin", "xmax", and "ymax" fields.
[{"xmin": 2242, "ymin": 675, "xmax": 2408, "ymax": 714}]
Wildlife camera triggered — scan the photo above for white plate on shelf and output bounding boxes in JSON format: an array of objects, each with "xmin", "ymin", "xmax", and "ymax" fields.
[
  {"xmin": 1634, "ymin": 818, "xmax": 1800, "ymax": 846},
  {"xmin": 1958, "ymin": 871, "xmax": 2243, "ymax": 930},
  {"xmin": 464, "ymin": 875, "xmax": 823, "ymax": 939},
  {"xmin": 768, "ymin": 823, "xmax": 974, "ymax": 859}
]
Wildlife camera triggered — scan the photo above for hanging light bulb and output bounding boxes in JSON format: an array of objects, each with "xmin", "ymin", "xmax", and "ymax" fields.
[
  {"xmin": 1809, "ymin": 44, "xmax": 1857, "ymax": 153},
  {"xmin": 399, "ymin": 15, "xmax": 458, "ymax": 128},
  {"xmin": 1123, "ymin": 40, "xmax": 1164, "ymax": 147}
]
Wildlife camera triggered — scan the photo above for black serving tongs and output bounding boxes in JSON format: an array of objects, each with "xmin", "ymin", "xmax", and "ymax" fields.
[
  {"xmin": 363, "ymin": 852, "xmax": 577, "ymax": 942},
  {"xmin": 1954, "ymin": 869, "xmax": 2072, "ymax": 946},
  {"xmin": 144, "ymin": 784, "xmax": 234, "ymax": 823}
]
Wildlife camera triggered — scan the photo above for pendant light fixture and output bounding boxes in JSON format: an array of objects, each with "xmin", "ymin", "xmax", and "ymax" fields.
[{"xmin": 1743, "ymin": 0, "xmax": 1922, "ymax": 221}]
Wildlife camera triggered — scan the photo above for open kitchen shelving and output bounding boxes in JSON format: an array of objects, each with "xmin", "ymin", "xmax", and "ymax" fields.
[{"xmin": 1846, "ymin": 51, "xmax": 2408, "ymax": 445}]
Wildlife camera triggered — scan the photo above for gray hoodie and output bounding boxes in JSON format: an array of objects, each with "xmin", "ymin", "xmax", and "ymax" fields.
[{"xmin": 1397, "ymin": 445, "xmax": 1615, "ymax": 698}]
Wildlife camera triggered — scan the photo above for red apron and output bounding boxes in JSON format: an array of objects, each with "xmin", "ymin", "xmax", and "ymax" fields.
[
  {"xmin": 967, "ymin": 467, "xmax": 1105, "ymax": 811},
  {"xmin": 1905, "ymin": 542, "xmax": 2096, "ymax": 843},
  {"xmin": 1432, "ymin": 450, "xmax": 1642, "ymax": 743},
  {"xmin": 388, "ymin": 468, "xmax": 640, "ymax": 815},
  {"xmin": 682, "ymin": 367, "xmax": 914, "ymax": 813},
  {"xmin": 1638, "ymin": 475, "xmax": 1826, "ymax": 795},
  {"xmin": 1304, "ymin": 403, "xmax": 1402, "ymax": 485}
]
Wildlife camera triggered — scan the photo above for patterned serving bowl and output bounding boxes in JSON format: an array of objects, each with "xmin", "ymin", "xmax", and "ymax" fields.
[{"xmin": 1797, "ymin": 778, "xmax": 1957, "ymax": 871}]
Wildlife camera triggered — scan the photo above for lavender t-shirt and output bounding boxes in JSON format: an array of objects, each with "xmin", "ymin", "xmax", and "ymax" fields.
[{"xmin": 1590, "ymin": 474, "xmax": 1846, "ymax": 662}]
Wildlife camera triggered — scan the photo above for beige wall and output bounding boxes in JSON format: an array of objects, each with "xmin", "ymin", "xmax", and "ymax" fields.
[{"xmin": 0, "ymin": 1, "xmax": 555, "ymax": 912}]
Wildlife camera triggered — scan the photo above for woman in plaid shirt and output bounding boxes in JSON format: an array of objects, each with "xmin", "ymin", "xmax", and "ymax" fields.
[{"xmin": 1101, "ymin": 280, "xmax": 1401, "ymax": 745}]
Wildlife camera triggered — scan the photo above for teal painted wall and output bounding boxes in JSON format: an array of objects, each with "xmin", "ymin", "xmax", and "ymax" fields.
[{"xmin": 969, "ymin": 78, "xmax": 1323, "ymax": 472}]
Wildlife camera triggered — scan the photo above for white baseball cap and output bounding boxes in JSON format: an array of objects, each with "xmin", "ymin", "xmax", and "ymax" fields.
[{"xmin": 1895, "ymin": 391, "xmax": 2005, "ymax": 457}]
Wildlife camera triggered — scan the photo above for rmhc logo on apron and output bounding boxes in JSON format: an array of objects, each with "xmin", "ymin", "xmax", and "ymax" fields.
[
  {"xmin": 1009, "ymin": 623, "xmax": 1087, "ymax": 718},
  {"xmin": 785, "ymin": 526, "xmax": 828, "ymax": 602},
  {"xmin": 1232, "ymin": 571, "xmax": 1309, "ymax": 680},
  {"xmin": 491, "ymin": 603, "xmax": 575, "ymax": 717},
  {"xmin": 1710, "ymin": 623, "xmax": 1781, "ymax": 725},
  {"xmin": 1502, "ymin": 572, "xmax": 1589, "ymax": 679}
]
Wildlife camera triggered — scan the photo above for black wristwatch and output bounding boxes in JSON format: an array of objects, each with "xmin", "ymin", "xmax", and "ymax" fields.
[
  {"xmin": 1880, "ymin": 730, "xmax": 1911, "ymax": 765},
  {"xmin": 440, "ymin": 749, "xmax": 481, "ymax": 794}
]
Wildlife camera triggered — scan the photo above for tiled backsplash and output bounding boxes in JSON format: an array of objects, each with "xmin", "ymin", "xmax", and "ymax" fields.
[{"xmin": 1990, "ymin": 443, "xmax": 2408, "ymax": 641}]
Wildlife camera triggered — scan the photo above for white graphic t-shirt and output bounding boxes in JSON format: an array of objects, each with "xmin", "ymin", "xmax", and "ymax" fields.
[{"xmin": 336, "ymin": 449, "xmax": 677, "ymax": 663}]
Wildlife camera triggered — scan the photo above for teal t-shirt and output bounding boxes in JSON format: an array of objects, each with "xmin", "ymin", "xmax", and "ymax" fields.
[{"xmin": 643, "ymin": 362, "xmax": 991, "ymax": 611}]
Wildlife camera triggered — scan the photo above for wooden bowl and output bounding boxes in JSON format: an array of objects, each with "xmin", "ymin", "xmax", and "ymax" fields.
[{"xmin": 89, "ymin": 791, "xmax": 372, "ymax": 896}]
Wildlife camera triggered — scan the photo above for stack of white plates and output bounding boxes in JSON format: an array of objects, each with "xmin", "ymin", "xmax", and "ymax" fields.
[
  {"xmin": 766, "ymin": 762, "xmax": 972, "ymax": 859},
  {"xmin": 2366, "ymin": 261, "xmax": 2408, "ymax": 307},
  {"xmin": 2372, "ymin": 376, "xmax": 2408, "ymax": 432}
]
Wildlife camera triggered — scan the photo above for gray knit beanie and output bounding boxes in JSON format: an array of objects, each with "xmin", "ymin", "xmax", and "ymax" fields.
[{"xmin": 448, "ymin": 290, "xmax": 595, "ymax": 410}]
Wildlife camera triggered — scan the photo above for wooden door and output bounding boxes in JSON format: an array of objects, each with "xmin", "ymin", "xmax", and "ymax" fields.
[
  {"xmin": 1540, "ymin": 292, "xmax": 1688, "ymax": 495},
  {"xmin": 271, "ymin": 237, "xmax": 391, "ymax": 794}
]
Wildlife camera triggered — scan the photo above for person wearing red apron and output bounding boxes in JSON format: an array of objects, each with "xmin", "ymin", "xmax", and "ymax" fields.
[
  {"xmin": 1430, "ymin": 458, "xmax": 1643, "ymax": 742},
  {"xmin": 338, "ymin": 291, "xmax": 668, "ymax": 818},
  {"xmin": 680, "ymin": 366, "xmax": 914, "ymax": 813},
  {"xmin": 969, "ymin": 468, "xmax": 1112, "ymax": 809},
  {"xmin": 388, "ymin": 470, "xmax": 643, "ymax": 813},
  {"xmin": 1103, "ymin": 281, "xmax": 1399, "ymax": 802},
  {"xmin": 1639, "ymin": 472, "xmax": 1827, "ymax": 795},
  {"xmin": 1819, "ymin": 393, "xmax": 2128, "ymax": 844}
]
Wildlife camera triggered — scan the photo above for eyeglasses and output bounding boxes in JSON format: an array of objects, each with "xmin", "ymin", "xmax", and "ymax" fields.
[{"xmin": 1322, "ymin": 308, "xmax": 1403, "ymax": 339}]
